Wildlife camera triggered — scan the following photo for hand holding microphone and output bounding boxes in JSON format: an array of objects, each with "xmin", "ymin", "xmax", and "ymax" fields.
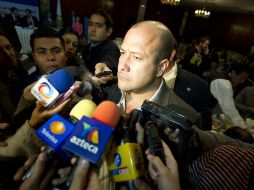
[
  {"xmin": 28, "ymin": 99, "xmax": 72, "ymax": 128},
  {"xmin": 31, "ymin": 69, "xmax": 74, "ymax": 107},
  {"xmin": 22, "ymin": 99, "xmax": 97, "ymax": 180},
  {"xmin": 18, "ymin": 148, "xmax": 59, "ymax": 190},
  {"xmin": 145, "ymin": 140, "xmax": 180, "ymax": 190},
  {"xmin": 63, "ymin": 101, "xmax": 120, "ymax": 186}
]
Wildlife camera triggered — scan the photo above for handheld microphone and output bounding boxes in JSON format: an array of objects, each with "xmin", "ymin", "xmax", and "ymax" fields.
[
  {"xmin": 63, "ymin": 101, "xmax": 120, "ymax": 187},
  {"xmin": 107, "ymin": 114, "xmax": 146, "ymax": 182},
  {"xmin": 31, "ymin": 69, "xmax": 74, "ymax": 107},
  {"xmin": 76, "ymin": 81, "xmax": 93, "ymax": 97},
  {"xmin": 36, "ymin": 99, "xmax": 97, "ymax": 158},
  {"xmin": 63, "ymin": 101, "xmax": 120, "ymax": 165},
  {"xmin": 108, "ymin": 142, "xmax": 145, "ymax": 182},
  {"xmin": 22, "ymin": 99, "xmax": 96, "ymax": 180}
]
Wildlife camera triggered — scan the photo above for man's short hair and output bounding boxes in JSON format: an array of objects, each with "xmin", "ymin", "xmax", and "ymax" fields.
[
  {"xmin": 59, "ymin": 27, "xmax": 79, "ymax": 38},
  {"xmin": 91, "ymin": 9, "xmax": 113, "ymax": 29},
  {"xmin": 30, "ymin": 28, "xmax": 65, "ymax": 52},
  {"xmin": 10, "ymin": 7, "xmax": 17, "ymax": 13},
  {"xmin": 229, "ymin": 63, "xmax": 250, "ymax": 75},
  {"xmin": 25, "ymin": 9, "xmax": 32, "ymax": 14},
  {"xmin": 198, "ymin": 36, "xmax": 211, "ymax": 44},
  {"xmin": 131, "ymin": 21, "xmax": 175, "ymax": 62}
]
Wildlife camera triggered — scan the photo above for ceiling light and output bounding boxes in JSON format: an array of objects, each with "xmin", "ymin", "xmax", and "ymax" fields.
[
  {"xmin": 195, "ymin": 9, "xmax": 211, "ymax": 18},
  {"xmin": 161, "ymin": 0, "xmax": 180, "ymax": 6}
]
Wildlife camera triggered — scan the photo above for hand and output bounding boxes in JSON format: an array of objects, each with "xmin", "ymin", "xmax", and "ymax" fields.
[
  {"xmin": 52, "ymin": 158, "xmax": 101, "ymax": 190},
  {"xmin": 134, "ymin": 179, "xmax": 153, "ymax": 190},
  {"xmin": 69, "ymin": 159, "xmax": 101, "ymax": 190},
  {"xmin": 164, "ymin": 128, "xmax": 180, "ymax": 143},
  {"xmin": 248, "ymin": 107, "xmax": 254, "ymax": 113},
  {"xmin": 136, "ymin": 122, "xmax": 145, "ymax": 144},
  {"xmin": 146, "ymin": 141, "xmax": 180, "ymax": 190},
  {"xmin": 0, "ymin": 122, "xmax": 9, "ymax": 147},
  {"xmin": 23, "ymin": 82, "xmax": 37, "ymax": 102},
  {"xmin": 14, "ymin": 155, "xmax": 38, "ymax": 181},
  {"xmin": 18, "ymin": 151, "xmax": 57, "ymax": 190},
  {"xmin": 94, "ymin": 63, "xmax": 114, "ymax": 85},
  {"xmin": 28, "ymin": 98, "xmax": 71, "ymax": 128}
]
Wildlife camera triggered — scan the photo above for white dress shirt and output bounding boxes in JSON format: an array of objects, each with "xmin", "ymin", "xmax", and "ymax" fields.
[{"xmin": 210, "ymin": 79, "xmax": 247, "ymax": 128}]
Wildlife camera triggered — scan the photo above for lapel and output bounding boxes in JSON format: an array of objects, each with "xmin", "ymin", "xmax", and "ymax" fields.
[
  {"xmin": 175, "ymin": 66, "xmax": 192, "ymax": 94},
  {"xmin": 153, "ymin": 80, "xmax": 170, "ymax": 107}
]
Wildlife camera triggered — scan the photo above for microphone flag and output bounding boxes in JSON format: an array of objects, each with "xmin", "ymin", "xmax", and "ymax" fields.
[
  {"xmin": 108, "ymin": 143, "xmax": 145, "ymax": 182},
  {"xmin": 63, "ymin": 116, "xmax": 114, "ymax": 164}
]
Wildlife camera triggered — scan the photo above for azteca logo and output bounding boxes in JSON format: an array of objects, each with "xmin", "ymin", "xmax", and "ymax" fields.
[
  {"xmin": 50, "ymin": 121, "xmax": 66, "ymax": 134},
  {"xmin": 81, "ymin": 123, "xmax": 99, "ymax": 144},
  {"xmin": 38, "ymin": 82, "xmax": 53, "ymax": 99}
]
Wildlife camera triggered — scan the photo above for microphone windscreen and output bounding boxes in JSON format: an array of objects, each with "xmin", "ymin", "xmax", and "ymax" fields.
[
  {"xmin": 48, "ymin": 69, "xmax": 74, "ymax": 93},
  {"xmin": 69, "ymin": 99, "xmax": 97, "ymax": 120},
  {"xmin": 92, "ymin": 101, "xmax": 120, "ymax": 128},
  {"xmin": 76, "ymin": 81, "xmax": 93, "ymax": 97},
  {"xmin": 62, "ymin": 66, "xmax": 79, "ymax": 78}
]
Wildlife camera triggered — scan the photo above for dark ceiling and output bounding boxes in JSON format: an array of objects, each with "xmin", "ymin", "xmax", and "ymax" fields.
[{"xmin": 179, "ymin": 0, "xmax": 254, "ymax": 14}]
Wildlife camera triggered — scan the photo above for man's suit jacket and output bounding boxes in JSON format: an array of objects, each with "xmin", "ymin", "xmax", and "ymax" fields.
[
  {"xmin": 4, "ymin": 14, "xmax": 21, "ymax": 26},
  {"xmin": 174, "ymin": 67, "xmax": 212, "ymax": 130},
  {"xmin": 21, "ymin": 16, "xmax": 39, "ymax": 27},
  {"xmin": 0, "ymin": 17, "xmax": 22, "ymax": 52}
]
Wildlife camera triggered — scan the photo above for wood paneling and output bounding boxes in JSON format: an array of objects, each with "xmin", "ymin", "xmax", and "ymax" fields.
[{"xmin": 50, "ymin": 0, "xmax": 254, "ymax": 50}]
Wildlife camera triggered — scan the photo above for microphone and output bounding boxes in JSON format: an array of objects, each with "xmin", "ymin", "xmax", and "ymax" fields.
[
  {"xmin": 54, "ymin": 80, "xmax": 93, "ymax": 107},
  {"xmin": 62, "ymin": 101, "xmax": 120, "ymax": 187},
  {"xmin": 63, "ymin": 101, "xmax": 120, "ymax": 165},
  {"xmin": 107, "ymin": 115, "xmax": 146, "ymax": 182},
  {"xmin": 22, "ymin": 99, "xmax": 96, "ymax": 180},
  {"xmin": 31, "ymin": 69, "xmax": 74, "ymax": 107},
  {"xmin": 36, "ymin": 99, "xmax": 97, "ymax": 158},
  {"xmin": 76, "ymin": 81, "xmax": 93, "ymax": 97},
  {"xmin": 108, "ymin": 142, "xmax": 146, "ymax": 182}
]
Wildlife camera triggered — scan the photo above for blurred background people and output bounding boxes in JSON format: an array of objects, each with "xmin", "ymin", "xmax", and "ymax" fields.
[
  {"xmin": 4, "ymin": 7, "xmax": 21, "ymax": 26},
  {"xmin": 41, "ymin": 11, "xmax": 56, "ymax": 29},
  {"xmin": 59, "ymin": 27, "xmax": 79, "ymax": 66},
  {"xmin": 0, "ymin": 32, "xmax": 27, "ymax": 121},
  {"xmin": 209, "ymin": 63, "xmax": 250, "ymax": 128},
  {"xmin": 21, "ymin": 9, "xmax": 39, "ymax": 28},
  {"xmin": 72, "ymin": 16, "xmax": 83, "ymax": 37},
  {"xmin": 181, "ymin": 36, "xmax": 211, "ymax": 77},
  {"xmin": 235, "ymin": 86, "xmax": 254, "ymax": 119}
]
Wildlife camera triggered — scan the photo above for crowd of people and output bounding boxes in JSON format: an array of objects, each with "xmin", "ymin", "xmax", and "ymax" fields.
[{"xmin": 0, "ymin": 5, "xmax": 253, "ymax": 190}]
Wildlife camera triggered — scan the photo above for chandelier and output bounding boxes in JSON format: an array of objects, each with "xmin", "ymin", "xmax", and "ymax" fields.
[
  {"xmin": 194, "ymin": 0, "xmax": 210, "ymax": 18},
  {"xmin": 195, "ymin": 9, "xmax": 210, "ymax": 18},
  {"xmin": 161, "ymin": 0, "xmax": 180, "ymax": 6}
]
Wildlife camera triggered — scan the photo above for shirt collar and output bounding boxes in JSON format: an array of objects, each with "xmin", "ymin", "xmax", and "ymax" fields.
[
  {"xmin": 118, "ymin": 80, "xmax": 164, "ymax": 116},
  {"xmin": 163, "ymin": 63, "xmax": 178, "ymax": 88}
]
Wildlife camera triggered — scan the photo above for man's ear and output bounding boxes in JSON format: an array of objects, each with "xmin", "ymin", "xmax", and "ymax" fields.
[
  {"xmin": 157, "ymin": 59, "xmax": 169, "ymax": 77},
  {"xmin": 170, "ymin": 49, "xmax": 176, "ymax": 61},
  {"xmin": 107, "ymin": 27, "xmax": 113, "ymax": 37}
]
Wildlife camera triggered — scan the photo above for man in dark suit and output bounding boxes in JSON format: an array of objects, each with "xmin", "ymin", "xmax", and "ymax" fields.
[
  {"xmin": 164, "ymin": 49, "xmax": 212, "ymax": 130},
  {"xmin": 4, "ymin": 7, "xmax": 21, "ymax": 26},
  {"xmin": 1, "ymin": 7, "xmax": 22, "ymax": 52},
  {"xmin": 21, "ymin": 9, "xmax": 39, "ymax": 28}
]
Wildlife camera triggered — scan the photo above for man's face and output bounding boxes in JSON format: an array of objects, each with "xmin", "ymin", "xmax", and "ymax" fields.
[
  {"xmin": 62, "ymin": 33, "xmax": 78, "ymax": 59},
  {"xmin": 201, "ymin": 40, "xmax": 209, "ymax": 51},
  {"xmin": 118, "ymin": 26, "xmax": 162, "ymax": 94},
  {"xmin": 0, "ymin": 35, "xmax": 17, "ymax": 68},
  {"xmin": 26, "ymin": 10, "xmax": 31, "ymax": 17},
  {"xmin": 88, "ymin": 14, "xmax": 111, "ymax": 43},
  {"xmin": 13, "ymin": 9, "xmax": 18, "ymax": 16},
  {"xmin": 231, "ymin": 71, "xmax": 249, "ymax": 87},
  {"xmin": 32, "ymin": 37, "xmax": 66, "ymax": 74}
]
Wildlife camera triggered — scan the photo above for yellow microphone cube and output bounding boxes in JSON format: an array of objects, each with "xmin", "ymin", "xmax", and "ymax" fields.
[{"xmin": 108, "ymin": 143, "xmax": 145, "ymax": 182}]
